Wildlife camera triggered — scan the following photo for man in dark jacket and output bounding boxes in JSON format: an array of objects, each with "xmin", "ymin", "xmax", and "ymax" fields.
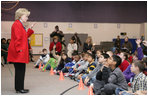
[
  {"xmin": 114, "ymin": 35, "xmax": 121, "ymax": 51},
  {"xmin": 50, "ymin": 26, "xmax": 64, "ymax": 42}
]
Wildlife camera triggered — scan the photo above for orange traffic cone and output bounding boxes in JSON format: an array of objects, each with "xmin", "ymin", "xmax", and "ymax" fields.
[
  {"xmin": 50, "ymin": 67, "xmax": 54, "ymax": 75},
  {"xmin": 88, "ymin": 86, "xmax": 93, "ymax": 95},
  {"xmin": 59, "ymin": 71, "xmax": 64, "ymax": 80},
  {"xmin": 78, "ymin": 77, "xmax": 84, "ymax": 90},
  {"xmin": 38, "ymin": 63, "xmax": 41, "ymax": 70}
]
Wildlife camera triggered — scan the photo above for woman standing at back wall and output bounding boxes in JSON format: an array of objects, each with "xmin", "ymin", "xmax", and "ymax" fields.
[{"xmin": 7, "ymin": 8, "xmax": 36, "ymax": 93}]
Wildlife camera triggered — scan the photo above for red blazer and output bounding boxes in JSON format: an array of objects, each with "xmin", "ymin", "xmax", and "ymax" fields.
[
  {"xmin": 49, "ymin": 42, "xmax": 62, "ymax": 53},
  {"xmin": 7, "ymin": 20, "xmax": 34, "ymax": 64}
]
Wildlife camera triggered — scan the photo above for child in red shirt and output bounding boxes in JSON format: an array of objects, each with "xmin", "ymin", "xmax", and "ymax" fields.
[{"xmin": 119, "ymin": 52, "xmax": 129, "ymax": 72}]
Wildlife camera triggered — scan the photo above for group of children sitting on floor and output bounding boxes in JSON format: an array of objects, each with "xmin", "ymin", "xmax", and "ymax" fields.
[{"xmin": 34, "ymin": 37, "xmax": 147, "ymax": 95}]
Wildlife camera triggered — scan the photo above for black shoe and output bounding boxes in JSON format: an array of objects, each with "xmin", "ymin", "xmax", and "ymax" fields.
[
  {"xmin": 1, "ymin": 63, "xmax": 4, "ymax": 67},
  {"xmin": 24, "ymin": 89, "xmax": 29, "ymax": 91},
  {"xmin": 16, "ymin": 89, "xmax": 29, "ymax": 93}
]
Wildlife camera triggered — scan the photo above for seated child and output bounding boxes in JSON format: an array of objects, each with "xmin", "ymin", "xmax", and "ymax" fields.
[
  {"xmin": 123, "ymin": 50, "xmax": 144, "ymax": 83},
  {"xmin": 77, "ymin": 52, "xmax": 96, "ymax": 82},
  {"xmin": 67, "ymin": 38, "xmax": 77, "ymax": 58},
  {"xmin": 84, "ymin": 53, "xmax": 109, "ymax": 86},
  {"xmin": 116, "ymin": 60, "xmax": 147, "ymax": 95},
  {"xmin": 106, "ymin": 51, "xmax": 113, "ymax": 57},
  {"xmin": 128, "ymin": 53, "xmax": 133, "ymax": 64},
  {"xmin": 93, "ymin": 54, "xmax": 111, "ymax": 95},
  {"xmin": 123, "ymin": 64, "xmax": 135, "ymax": 83},
  {"xmin": 42, "ymin": 51, "xmax": 61, "ymax": 71},
  {"xmin": 71, "ymin": 53, "xmax": 85, "ymax": 72},
  {"xmin": 55, "ymin": 53, "xmax": 72, "ymax": 74},
  {"xmin": 34, "ymin": 48, "xmax": 49, "ymax": 68},
  {"xmin": 74, "ymin": 52, "xmax": 89, "ymax": 79},
  {"xmin": 101, "ymin": 55, "xmax": 128, "ymax": 95},
  {"xmin": 119, "ymin": 52, "xmax": 129, "ymax": 72},
  {"xmin": 94, "ymin": 49, "xmax": 103, "ymax": 64},
  {"xmin": 142, "ymin": 57, "xmax": 147, "ymax": 76},
  {"xmin": 62, "ymin": 52, "xmax": 82, "ymax": 75}
]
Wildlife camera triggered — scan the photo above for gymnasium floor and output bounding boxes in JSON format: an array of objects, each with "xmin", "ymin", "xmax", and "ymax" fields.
[{"xmin": 1, "ymin": 56, "xmax": 89, "ymax": 95}]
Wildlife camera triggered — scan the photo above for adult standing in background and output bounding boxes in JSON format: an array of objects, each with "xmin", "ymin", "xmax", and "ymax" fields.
[
  {"xmin": 114, "ymin": 35, "xmax": 121, "ymax": 53},
  {"xmin": 122, "ymin": 36, "xmax": 133, "ymax": 54},
  {"xmin": 7, "ymin": 8, "xmax": 36, "ymax": 93},
  {"xmin": 71, "ymin": 32, "xmax": 82, "ymax": 51},
  {"xmin": 1, "ymin": 38, "xmax": 8, "ymax": 64},
  {"xmin": 114, "ymin": 35, "xmax": 121, "ymax": 50},
  {"xmin": 50, "ymin": 25, "xmax": 66, "ymax": 50},
  {"xmin": 83, "ymin": 36, "xmax": 93, "ymax": 53}
]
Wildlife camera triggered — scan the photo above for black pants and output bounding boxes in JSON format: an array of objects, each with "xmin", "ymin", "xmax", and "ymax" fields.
[{"xmin": 13, "ymin": 63, "xmax": 26, "ymax": 91}]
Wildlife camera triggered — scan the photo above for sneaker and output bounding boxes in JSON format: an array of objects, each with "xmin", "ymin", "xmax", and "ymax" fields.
[
  {"xmin": 64, "ymin": 73, "xmax": 69, "ymax": 77},
  {"xmin": 69, "ymin": 73, "xmax": 75, "ymax": 76},
  {"xmin": 53, "ymin": 70, "xmax": 57, "ymax": 73},
  {"xmin": 90, "ymin": 83, "xmax": 94, "ymax": 88}
]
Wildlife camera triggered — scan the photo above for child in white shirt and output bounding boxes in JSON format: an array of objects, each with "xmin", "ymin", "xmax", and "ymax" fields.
[
  {"xmin": 34, "ymin": 48, "xmax": 50, "ymax": 68},
  {"xmin": 67, "ymin": 38, "xmax": 77, "ymax": 58}
]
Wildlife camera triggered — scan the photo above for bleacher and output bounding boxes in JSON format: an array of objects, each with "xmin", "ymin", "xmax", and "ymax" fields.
[{"xmin": 95, "ymin": 41, "xmax": 114, "ymax": 51}]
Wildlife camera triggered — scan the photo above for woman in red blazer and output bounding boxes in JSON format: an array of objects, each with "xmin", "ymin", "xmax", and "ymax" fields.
[{"xmin": 7, "ymin": 8, "xmax": 36, "ymax": 93}]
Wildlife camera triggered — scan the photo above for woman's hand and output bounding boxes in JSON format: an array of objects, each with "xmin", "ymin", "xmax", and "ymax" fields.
[{"xmin": 30, "ymin": 22, "xmax": 36, "ymax": 29}]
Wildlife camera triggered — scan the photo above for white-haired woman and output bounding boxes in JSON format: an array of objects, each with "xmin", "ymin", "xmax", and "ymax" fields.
[{"xmin": 7, "ymin": 8, "xmax": 36, "ymax": 93}]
